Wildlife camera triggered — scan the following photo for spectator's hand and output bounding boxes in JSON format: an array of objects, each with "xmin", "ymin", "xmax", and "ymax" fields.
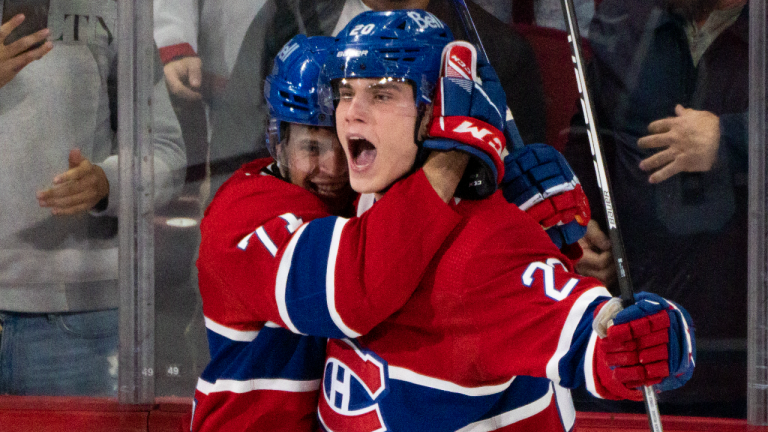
[
  {"xmin": 163, "ymin": 56, "xmax": 202, "ymax": 101},
  {"xmin": 0, "ymin": 14, "xmax": 52, "ymax": 88},
  {"xmin": 576, "ymin": 220, "xmax": 616, "ymax": 287},
  {"xmin": 637, "ymin": 104, "xmax": 720, "ymax": 184},
  {"xmin": 37, "ymin": 149, "xmax": 110, "ymax": 215}
]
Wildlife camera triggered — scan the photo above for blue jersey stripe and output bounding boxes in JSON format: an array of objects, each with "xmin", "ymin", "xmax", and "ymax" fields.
[
  {"xmin": 284, "ymin": 216, "xmax": 349, "ymax": 339},
  {"xmin": 374, "ymin": 376, "xmax": 552, "ymax": 432},
  {"xmin": 201, "ymin": 326, "xmax": 326, "ymax": 383},
  {"xmin": 557, "ymin": 296, "xmax": 609, "ymax": 388}
]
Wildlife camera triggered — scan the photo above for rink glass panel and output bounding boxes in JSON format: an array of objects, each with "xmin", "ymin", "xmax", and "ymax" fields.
[{"xmin": 133, "ymin": 0, "xmax": 767, "ymax": 422}]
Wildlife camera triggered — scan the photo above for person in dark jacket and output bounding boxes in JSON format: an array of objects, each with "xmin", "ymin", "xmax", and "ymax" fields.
[{"xmin": 564, "ymin": 0, "xmax": 748, "ymax": 417}]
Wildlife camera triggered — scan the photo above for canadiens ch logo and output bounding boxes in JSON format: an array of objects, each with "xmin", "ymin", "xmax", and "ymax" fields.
[{"xmin": 318, "ymin": 339, "xmax": 390, "ymax": 432}]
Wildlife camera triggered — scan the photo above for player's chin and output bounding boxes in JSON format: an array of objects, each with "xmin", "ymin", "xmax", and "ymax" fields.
[{"xmin": 347, "ymin": 170, "xmax": 390, "ymax": 195}]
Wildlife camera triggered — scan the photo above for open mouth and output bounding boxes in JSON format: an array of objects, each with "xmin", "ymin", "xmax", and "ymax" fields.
[{"xmin": 347, "ymin": 137, "xmax": 377, "ymax": 169}]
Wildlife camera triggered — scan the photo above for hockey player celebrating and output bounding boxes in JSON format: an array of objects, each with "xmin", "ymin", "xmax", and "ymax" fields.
[{"xmin": 314, "ymin": 11, "xmax": 694, "ymax": 431}]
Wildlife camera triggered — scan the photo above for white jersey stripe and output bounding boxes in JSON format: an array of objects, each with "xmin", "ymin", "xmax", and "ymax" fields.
[
  {"xmin": 326, "ymin": 218, "xmax": 361, "ymax": 339},
  {"xmin": 275, "ymin": 223, "xmax": 309, "ymax": 335},
  {"xmin": 255, "ymin": 227, "xmax": 278, "ymax": 256},
  {"xmin": 388, "ymin": 366, "xmax": 514, "ymax": 397},
  {"xmin": 584, "ymin": 330, "xmax": 602, "ymax": 399},
  {"xmin": 455, "ymin": 383, "xmax": 554, "ymax": 432},
  {"xmin": 204, "ymin": 317, "xmax": 259, "ymax": 342},
  {"xmin": 546, "ymin": 286, "xmax": 611, "ymax": 385},
  {"xmin": 196, "ymin": 377, "xmax": 320, "ymax": 396},
  {"xmin": 554, "ymin": 383, "xmax": 576, "ymax": 430}
]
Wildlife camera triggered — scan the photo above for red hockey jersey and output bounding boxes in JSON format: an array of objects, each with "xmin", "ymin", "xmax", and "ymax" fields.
[
  {"xmin": 242, "ymin": 184, "xmax": 613, "ymax": 431},
  {"xmin": 314, "ymin": 193, "xmax": 613, "ymax": 432},
  {"xmin": 192, "ymin": 158, "xmax": 462, "ymax": 431}
]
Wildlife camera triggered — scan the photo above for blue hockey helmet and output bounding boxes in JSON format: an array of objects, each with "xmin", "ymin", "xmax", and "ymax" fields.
[
  {"xmin": 323, "ymin": 10, "xmax": 454, "ymax": 108},
  {"xmin": 265, "ymin": 34, "xmax": 335, "ymax": 156}
]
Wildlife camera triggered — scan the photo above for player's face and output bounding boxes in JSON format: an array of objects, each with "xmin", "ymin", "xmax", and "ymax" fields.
[
  {"xmin": 335, "ymin": 77, "xmax": 419, "ymax": 198},
  {"xmin": 281, "ymin": 124, "xmax": 355, "ymax": 214}
]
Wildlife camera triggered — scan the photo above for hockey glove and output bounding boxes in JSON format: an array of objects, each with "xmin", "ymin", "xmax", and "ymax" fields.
[
  {"xmin": 424, "ymin": 41, "xmax": 507, "ymax": 200},
  {"xmin": 593, "ymin": 292, "xmax": 696, "ymax": 401},
  {"xmin": 501, "ymin": 143, "xmax": 590, "ymax": 252}
]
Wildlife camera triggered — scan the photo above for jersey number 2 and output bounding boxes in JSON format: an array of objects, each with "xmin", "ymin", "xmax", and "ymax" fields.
[{"xmin": 522, "ymin": 259, "xmax": 579, "ymax": 301}]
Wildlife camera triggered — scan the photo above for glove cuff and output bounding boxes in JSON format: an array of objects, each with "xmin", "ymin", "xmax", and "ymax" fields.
[{"xmin": 428, "ymin": 116, "xmax": 505, "ymax": 184}]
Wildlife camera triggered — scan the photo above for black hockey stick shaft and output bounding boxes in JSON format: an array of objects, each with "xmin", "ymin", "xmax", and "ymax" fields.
[
  {"xmin": 450, "ymin": 0, "xmax": 525, "ymax": 150},
  {"xmin": 557, "ymin": 0, "xmax": 663, "ymax": 430},
  {"xmin": 450, "ymin": 0, "xmax": 489, "ymax": 63}
]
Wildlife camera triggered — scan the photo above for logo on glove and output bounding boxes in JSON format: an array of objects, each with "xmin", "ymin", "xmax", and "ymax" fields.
[{"xmin": 452, "ymin": 120, "xmax": 503, "ymax": 156}]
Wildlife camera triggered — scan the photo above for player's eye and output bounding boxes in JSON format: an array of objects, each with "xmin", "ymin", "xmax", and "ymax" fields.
[
  {"xmin": 301, "ymin": 142, "xmax": 320, "ymax": 154},
  {"xmin": 337, "ymin": 88, "xmax": 354, "ymax": 101},
  {"xmin": 372, "ymin": 91, "xmax": 392, "ymax": 103}
]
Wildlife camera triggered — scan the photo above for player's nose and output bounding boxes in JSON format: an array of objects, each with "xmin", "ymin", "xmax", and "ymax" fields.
[{"xmin": 319, "ymin": 141, "xmax": 349, "ymax": 177}]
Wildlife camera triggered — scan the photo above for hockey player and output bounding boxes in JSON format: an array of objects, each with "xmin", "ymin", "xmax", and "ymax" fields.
[{"xmin": 197, "ymin": 10, "xmax": 695, "ymax": 431}]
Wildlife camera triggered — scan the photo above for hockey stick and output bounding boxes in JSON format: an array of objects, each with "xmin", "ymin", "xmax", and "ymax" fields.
[
  {"xmin": 449, "ymin": 0, "xmax": 489, "ymax": 64},
  {"xmin": 557, "ymin": 0, "xmax": 663, "ymax": 430},
  {"xmin": 449, "ymin": 0, "xmax": 524, "ymax": 150}
]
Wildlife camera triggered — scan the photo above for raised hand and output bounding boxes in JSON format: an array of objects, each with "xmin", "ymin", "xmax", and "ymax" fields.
[
  {"xmin": 0, "ymin": 14, "xmax": 52, "ymax": 88},
  {"xmin": 638, "ymin": 105, "xmax": 720, "ymax": 184},
  {"xmin": 424, "ymin": 41, "xmax": 507, "ymax": 199},
  {"xmin": 501, "ymin": 143, "xmax": 590, "ymax": 255}
]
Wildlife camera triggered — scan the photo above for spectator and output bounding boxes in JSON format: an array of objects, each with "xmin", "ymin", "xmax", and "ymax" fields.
[
  {"xmin": 564, "ymin": 0, "xmax": 748, "ymax": 416},
  {"xmin": 153, "ymin": 0, "xmax": 265, "ymax": 104},
  {"xmin": 0, "ymin": 1, "xmax": 186, "ymax": 396}
]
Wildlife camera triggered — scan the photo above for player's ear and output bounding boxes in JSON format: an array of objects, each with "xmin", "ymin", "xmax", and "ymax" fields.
[{"xmin": 416, "ymin": 102, "xmax": 431, "ymax": 144}]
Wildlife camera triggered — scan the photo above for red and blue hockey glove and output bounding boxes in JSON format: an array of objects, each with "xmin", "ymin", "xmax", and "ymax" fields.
[
  {"xmin": 424, "ymin": 41, "xmax": 507, "ymax": 199},
  {"xmin": 501, "ymin": 143, "xmax": 590, "ymax": 254},
  {"xmin": 593, "ymin": 292, "xmax": 696, "ymax": 401}
]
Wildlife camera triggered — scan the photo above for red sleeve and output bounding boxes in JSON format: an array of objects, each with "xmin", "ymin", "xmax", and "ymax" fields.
[
  {"xmin": 455, "ymin": 196, "xmax": 611, "ymax": 388},
  {"xmin": 159, "ymin": 43, "xmax": 197, "ymax": 64},
  {"xmin": 198, "ymin": 167, "xmax": 462, "ymax": 339}
]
